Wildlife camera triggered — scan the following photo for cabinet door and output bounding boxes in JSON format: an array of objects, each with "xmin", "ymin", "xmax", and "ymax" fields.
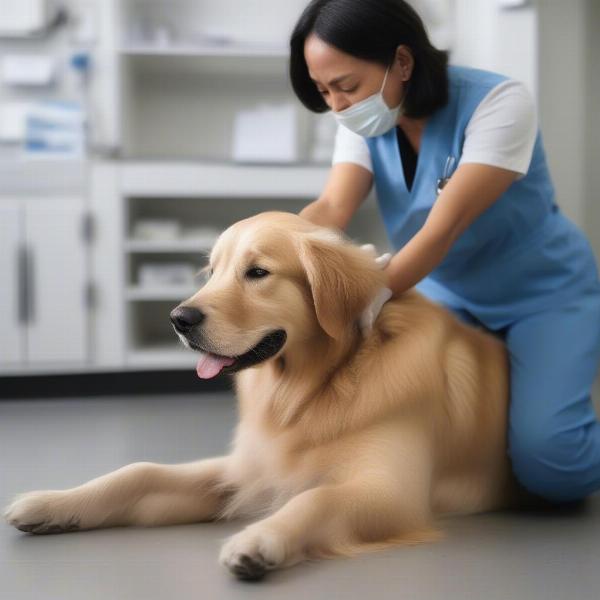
[
  {"xmin": 25, "ymin": 199, "xmax": 88, "ymax": 363},
  {"xmin": 0, "ymin": 202, "xmax": 25, "ymax": 365}
]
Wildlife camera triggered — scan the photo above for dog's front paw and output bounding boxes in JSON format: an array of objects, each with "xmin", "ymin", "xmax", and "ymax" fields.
[
  {"xmin": 3, "ymin": 490, "xmax": 81, "ymax": 535},
  {"xmin": 219, "ymin": 524, "xmax": 287, "ymax": 581}
]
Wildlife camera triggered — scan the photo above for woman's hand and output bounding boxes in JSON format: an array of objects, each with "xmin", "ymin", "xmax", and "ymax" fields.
[
  {"xmin": 357, "ymin": 163, "xmax": 521, "ymax": 338},
  {"xmin": 358, "ymin": 244, "xmax": 393, "ymax": 337}
]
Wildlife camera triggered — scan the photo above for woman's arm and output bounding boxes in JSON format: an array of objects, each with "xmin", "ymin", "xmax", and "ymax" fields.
[
  {"xmin": 299, "ymin": 163, "xmax": 373, "ymax": 230},
  {"xmin": 384, "ymin": 162, "xmax": 519, "ymax": 297}
]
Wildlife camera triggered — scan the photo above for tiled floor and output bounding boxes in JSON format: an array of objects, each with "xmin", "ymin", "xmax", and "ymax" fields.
[{"xmin": 1, "ymin": 392, "xmax": 599, "ymax": 600}]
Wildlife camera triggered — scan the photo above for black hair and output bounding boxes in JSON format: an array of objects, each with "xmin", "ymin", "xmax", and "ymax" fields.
[{"xmin": 289, "ymin": 0, "xmax": 449, "ymax": 118}]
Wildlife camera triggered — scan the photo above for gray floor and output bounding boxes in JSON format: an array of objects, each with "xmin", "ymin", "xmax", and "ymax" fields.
[{"xmin": 1, "ymin": 392, "xmax": 600, "ymax": 600}]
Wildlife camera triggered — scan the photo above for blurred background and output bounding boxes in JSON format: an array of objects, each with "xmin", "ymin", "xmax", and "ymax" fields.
[{"xmin": 0, "ymin": 0, "xmax": 599, "ymax": 398}]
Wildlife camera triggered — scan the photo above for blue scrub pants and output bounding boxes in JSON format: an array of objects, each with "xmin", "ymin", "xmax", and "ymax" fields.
[{"xmin": 447, "ymin": 286, "xmax": 600, "ymax": 504}]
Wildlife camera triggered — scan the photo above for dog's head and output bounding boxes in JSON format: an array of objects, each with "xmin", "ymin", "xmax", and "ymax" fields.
[{"xmin": 170, "ymin": 211, "xmax": 387, "ymax": 378}]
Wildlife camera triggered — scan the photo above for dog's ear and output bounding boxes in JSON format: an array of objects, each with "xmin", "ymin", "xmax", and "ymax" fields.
[{"xmin": 298, "ymin": 233, "xmax": 386, "ymax": 340}]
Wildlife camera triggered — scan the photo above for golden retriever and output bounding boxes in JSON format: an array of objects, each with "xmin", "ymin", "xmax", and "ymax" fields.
[{"xmin": 4, "ymin": 210, "xmax": 538, "ymax": 580}]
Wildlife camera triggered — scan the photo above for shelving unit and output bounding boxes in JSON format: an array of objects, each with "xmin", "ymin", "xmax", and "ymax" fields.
[
  {"xmin": 119, "ymin": 43, "xmax": 289, "ymax": 58},
  {"xmin": 0, "ymin": 0, "xmax": 389, "ymax": 376},
  {"xmin": 124, "ymin": 239, "xmax": 214, "ymax": 253},
  {"xmin": 119, "ymin": 187, "xmax": 386, "ymax": 368},
  {"xmin": 118, "ymin": 162, "xmax": 333, "ymax": 197},
  {"xmin": 99, "ymin": 0, "xmax": 388, "ymax": 370}
]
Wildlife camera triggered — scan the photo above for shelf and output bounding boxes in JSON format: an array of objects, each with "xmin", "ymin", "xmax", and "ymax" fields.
[
  {"xmin": 0, "ymin": 158, "xmax": 88, "ymax": 194},
  {"xmin": 0, "ymin": 360, "xmax": 196, "ymax": 375},
  {"xmin": 120, "ymin": 43, "xmax": 288, "ymax": 58},
  {"xmin": 126, "ymin": 286, "xmax": 199, "ymax": 301},
  {"xmin": 125, "ymin": 239, "xmax": 216, "ymax": 253},
  {"xmin": 119, "ymin": 161, "xmax": 330, "ymax": 197},
  {"xmin": 126, "ymin": 344, "xmax": 198, "ymax": 368}
]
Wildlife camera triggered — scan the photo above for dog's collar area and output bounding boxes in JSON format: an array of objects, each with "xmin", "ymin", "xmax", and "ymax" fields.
[{"xmin": 191, "ymin": 329, "xmax": 287, "ymax": 376}]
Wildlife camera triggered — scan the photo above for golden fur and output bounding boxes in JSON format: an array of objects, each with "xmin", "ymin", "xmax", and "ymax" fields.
[{"xmin": 4, "ymin": 211, "xmax": 538, "ymax": 580}]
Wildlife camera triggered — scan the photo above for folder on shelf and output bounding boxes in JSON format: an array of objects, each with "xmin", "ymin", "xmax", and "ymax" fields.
[
  {"xmin": 232, "ymin": 102, "xmax": 299, "ymax": 163},
  {"xmin": 23, "ymin": 100, "xmax": 86, "ymax": 159}
]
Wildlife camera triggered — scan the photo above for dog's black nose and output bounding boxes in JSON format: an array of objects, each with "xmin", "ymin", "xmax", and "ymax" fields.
[{"xmin": 170, "ymin": 306, "xmax": 205, "ymax": 333}]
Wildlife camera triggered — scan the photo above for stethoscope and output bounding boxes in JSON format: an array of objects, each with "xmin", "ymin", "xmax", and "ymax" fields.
[{"xmin": 436, "ymin": 155, "xmax": 456, "ymax": 196}]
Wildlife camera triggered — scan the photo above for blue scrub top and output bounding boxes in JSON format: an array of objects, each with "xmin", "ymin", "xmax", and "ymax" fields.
[{"xmin": 365, "ymin": 64, "xmax": 600, "ymax": 330}]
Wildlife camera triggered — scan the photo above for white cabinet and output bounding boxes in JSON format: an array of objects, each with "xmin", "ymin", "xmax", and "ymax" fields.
[
  {"xmin": 0, "ymin": 197, "xmax": 89, "ymax": 370},
  {"xmin": 0, "ymin": 202, "xmax": 24, "ymax": 364},
  {"xmin": 24, "ymin": 198, "xmax": 89, "ymax": 363}
]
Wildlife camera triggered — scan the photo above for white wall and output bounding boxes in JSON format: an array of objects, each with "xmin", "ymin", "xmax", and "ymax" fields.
[
  {"xmin": 537, "ymin": 0, "xmax": 588, "ymax": 228},
  {"xmin": 536, "ymin": 0, "xmax": 600, "ymax": 265},
  {"xmin": 451, "ymin": 0, "xmax": 538, "ymax": 96},
  {"xmin": 451, "ymin": 0, "xmax": 599, "ymax": 262},
  {"xmin": 584, "ymin": 0, "xmax": 600, "ymax": 260}
]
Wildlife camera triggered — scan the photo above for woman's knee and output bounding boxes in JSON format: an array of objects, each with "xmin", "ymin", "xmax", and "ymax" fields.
[{"xmin": 507, "ymin": 422, "xmax": 595, "ymax": 503}]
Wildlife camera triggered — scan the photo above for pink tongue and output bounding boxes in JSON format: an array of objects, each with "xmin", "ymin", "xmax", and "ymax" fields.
[{"xmin": 196, "ymin": 351, "xmax": 236, "ymax": 379}]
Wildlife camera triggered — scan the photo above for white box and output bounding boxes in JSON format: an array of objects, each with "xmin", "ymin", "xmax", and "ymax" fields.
[
  {"xmin": 232, "ymin": 103, "xmax": 299, "ymax": 164},
  {"xmin": 0, "ymin": 102, "xmax": 31, "ymax": 141},
  {"xmin": 0, "ymin": 55, "xmax": 56, "ymax": 87},
  {"xmin": 0, "ymin": 0, "xmax": 56, "ymax": 36},
  {"xmin": 138, "ymin": 263, "xmax": 197, "ymax": 287}
]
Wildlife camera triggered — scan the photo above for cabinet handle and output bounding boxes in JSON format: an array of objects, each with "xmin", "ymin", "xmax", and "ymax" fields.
[
  {"xmin": 17, "ymin": 244, "xmax": 27, "ymax": 324},
  {"xmin": 26, "ymin": 246, "xmax": 35, "ymax": 324}
]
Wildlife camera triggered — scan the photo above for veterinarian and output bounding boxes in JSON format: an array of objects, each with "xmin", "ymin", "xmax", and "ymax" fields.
[{"xmin": 291, "ymin": 0, "xmax": 600, "ymax": 504}]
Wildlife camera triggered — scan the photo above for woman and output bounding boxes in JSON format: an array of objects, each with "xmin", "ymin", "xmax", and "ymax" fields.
[{"xmin": 291, "ymin": 0, "xmax": 600, "ymax": 504}]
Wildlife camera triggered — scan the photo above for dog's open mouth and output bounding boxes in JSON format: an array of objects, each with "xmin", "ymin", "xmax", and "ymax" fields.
[{"xmin": 190, "ymin": 329, "xmax": 287, "ymax": 379}]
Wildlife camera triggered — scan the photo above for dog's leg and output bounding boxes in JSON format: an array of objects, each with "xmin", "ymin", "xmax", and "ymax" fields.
[
  {"xmin": 4, "ymin": 456, "xmax": 235, "ymax": 534},
  {"xmin": 219, "ymin": 473, "xmax": 442, "ymax": 580}
]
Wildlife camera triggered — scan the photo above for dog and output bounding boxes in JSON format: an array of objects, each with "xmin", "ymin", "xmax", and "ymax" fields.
[{"xmin": 4, "ymin": 210, "xmax": 538, "ymax": 580}]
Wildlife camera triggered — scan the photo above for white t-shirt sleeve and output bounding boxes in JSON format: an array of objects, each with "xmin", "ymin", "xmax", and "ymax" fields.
[
  {"xmin": 331, "ymin": 123, "xmax": 373, "ymax": 173},
  {"xmin": 458, "ymin": 79, "xmax": 538, "ymax": 179},
  {"xmin": 330, "ymin": 79, "xmax": 538, "ymax": 179}
]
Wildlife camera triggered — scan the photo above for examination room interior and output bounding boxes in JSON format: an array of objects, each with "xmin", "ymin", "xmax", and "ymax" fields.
[{"xmin": 1, "ymin": 1, "xmax": 600, "ymax": 598}]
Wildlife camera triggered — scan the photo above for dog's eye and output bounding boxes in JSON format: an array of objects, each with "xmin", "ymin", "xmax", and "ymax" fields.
[{"xmin": 245, "ymin": 267, "xmax": 270, "ymax": 279}]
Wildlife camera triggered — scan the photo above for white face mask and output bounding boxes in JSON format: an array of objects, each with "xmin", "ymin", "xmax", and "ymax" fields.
[{"xmin": 332, "ymin": 65, "xmax": 403, "ymax": 138}]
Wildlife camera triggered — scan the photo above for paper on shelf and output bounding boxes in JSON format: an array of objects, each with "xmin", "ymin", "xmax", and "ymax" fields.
[
  {"xmin": 0, "ymin": 101, "xmax": 32, "ymax": 142},
  {"xmin": 181, "ymin": 226, "xmax": 220, "ymax": 245},
  {"xmin": 0, "ymin": 55, "xmax": 56, "ymax": 87},
  {"xmin": 133, "ymin": 219, "xmax": 181, "ymax": 240},
  {"xmin": 0, "ymin": 0, "xmax": 57, "ymax": 36},
  {"xmin": 138, "ymin": 263, "xmax": 197, "ymax": 286},
  {"xmin": 23, "ymin": 100, "xmax": 86, "ymax": 159},
  {"xmin": 232, "ymin": 102, "xmax": 299, "ymax": 163}
]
